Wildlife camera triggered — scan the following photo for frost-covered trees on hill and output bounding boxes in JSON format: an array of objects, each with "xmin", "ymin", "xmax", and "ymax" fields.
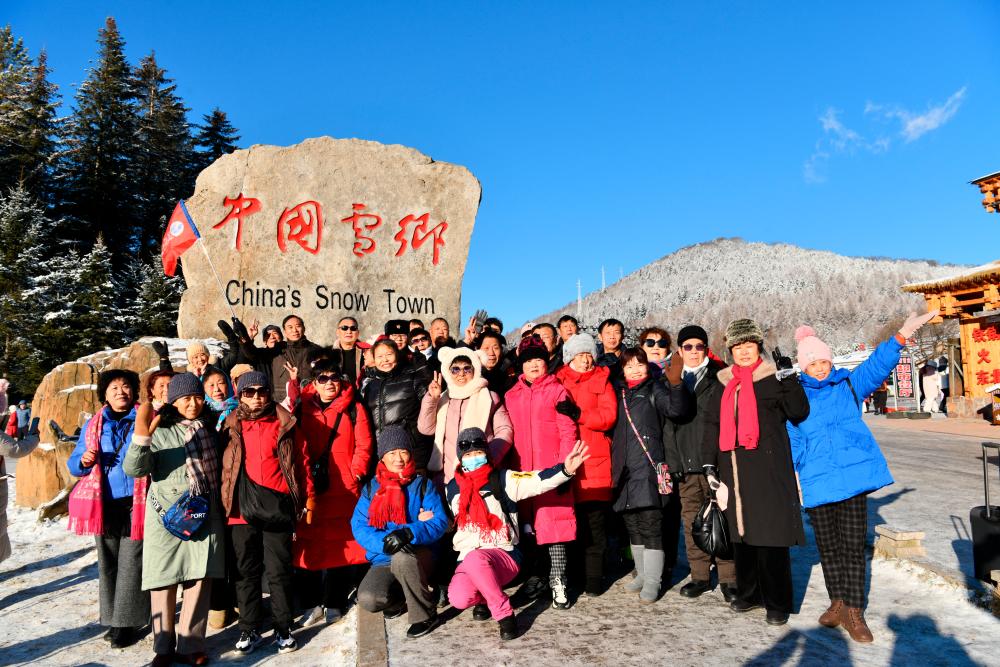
[{"xmin": 532, "ymin": 238, "xmax": 965, "ymax": 355}]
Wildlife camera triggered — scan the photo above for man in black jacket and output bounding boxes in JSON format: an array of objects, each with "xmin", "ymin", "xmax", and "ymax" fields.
[
  {"xmin": 238, "ymin": 314, "xmax": 321, "ymax": 404},
  {"xmin": 662, "ymin": 324, "xmax": 737, "ymax": 602}
]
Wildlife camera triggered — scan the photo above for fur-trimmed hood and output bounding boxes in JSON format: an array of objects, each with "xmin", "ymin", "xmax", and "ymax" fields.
[{"xmin": 717, "ymin": 361, "xmax": 777, "ymax": 386}]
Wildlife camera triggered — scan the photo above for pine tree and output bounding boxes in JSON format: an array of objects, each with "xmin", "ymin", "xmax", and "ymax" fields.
[
  {"xmin": 58, "ymin": 17, "xmax": 139, "ymax": 262},
  {"xmin": 193, "ymin": 107, "xmax": 240, "ymax": 172},
  {"xmin": 0, "ymin": 25, "xmax": 34, "ymax": 191},
  {"xmin": 13, "ymin": 51, "xmax": 60, "ymax": 199},
  {"xmin": 131, "ymin": 52, "xmax": 196, "ymax": 261},
  {"xmin": 74, "ymin": 235, "xmax": 122, "ymax": 351},
  {"xmin": 116, "ymin": 258, "xmax": 184, "ymax": 340}
]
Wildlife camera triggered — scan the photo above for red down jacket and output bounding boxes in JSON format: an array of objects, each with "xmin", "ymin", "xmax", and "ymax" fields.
[{"xmin": 555, "ymin": 364, "xmax": 617, "ymax": 503}]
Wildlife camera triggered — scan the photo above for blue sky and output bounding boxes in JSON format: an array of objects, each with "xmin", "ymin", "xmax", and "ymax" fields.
[{"xmin": 7, "ymin": 1, "xmax": 1000, "ymax": 330}]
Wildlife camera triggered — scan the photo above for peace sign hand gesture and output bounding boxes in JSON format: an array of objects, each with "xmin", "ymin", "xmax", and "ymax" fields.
[{"xmin": 427, "ymin": 371, "xmax": 443, "ymax": 399}]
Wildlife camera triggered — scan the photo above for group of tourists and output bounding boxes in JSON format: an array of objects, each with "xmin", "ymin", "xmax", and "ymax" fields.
[{"xmin": 59, "ymin": 306, "xmax": 937, "ymax": 665}]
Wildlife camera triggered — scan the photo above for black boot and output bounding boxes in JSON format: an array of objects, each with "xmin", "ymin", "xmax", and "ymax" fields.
[
  {"xmin": 382, "ymin": 600, "xmax": 407, "ymax": 619},
  {"xmin": 679, "ymin": 579, "xmax": 712, "ymax": 598},
  {"xmin": 102, "ymin": 627, "xmax": 117, "ymax": 644},
  {"xmin": 720, "ymin": 583, "xmax": 738, "ymax": 604},
  {"xmin": 109, "ymin": 626, "xmax": 142, "ymax": 648},
  {"xmin": 766, "ymin": 609, "xmax": 789, "ymax": 626},
  {"xmin": 472, "ymin": 604, "xmax": 491, "ymax": 621},
  {"xmin": 730, "ymin": 598, "xmax": 763, "ymax": 613},
  {"xmin": 406, "ymin": 614, "xmax": 440, "ymax": 639},
  {"xmin": 498, "ymin": 615, "xmax": 519, "ymax": 641}
]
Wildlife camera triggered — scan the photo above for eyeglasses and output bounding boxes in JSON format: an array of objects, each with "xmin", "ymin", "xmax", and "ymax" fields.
[
  {"xmin": 450, "ymin": 365, "xmax": 474, "ymax": 375},
  {"xmin": 681, "ymin": 343, "xmax": 706, "ymax": 351},
  {"xmin": 339, "ymin": 325, "xmax": 358, "ymax": 332},
  {"xmin": 411, "ymin": 336, "xmax": 429, "ymax": 343},
  {"xmin": 315, "ymin": 374, "xmax": 340, "ymax": 385},
  {"xmin": 643, "ymin": 339, "xmax": 669, "ymax": 349},
  {"xmin": 240, "ymin": 387, "xmax": 270, "ymax": 398}
]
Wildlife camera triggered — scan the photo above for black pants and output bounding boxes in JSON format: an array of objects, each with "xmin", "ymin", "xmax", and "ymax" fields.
[
  {"xmin": 295, "ymin": 564, "xmax": 366, "ymax": 611},
  {"xmin": 659, "ymin": 492, "xmax": 681, "ymax": 569},
  {"xmin": 231, "ymin": 524, "xmax": 294, "ymax": 634},
  {"xmin": 621, "ymin": 508, "xmax": 662, "ymax": 550},
  {"xmin": 574, "ymin": 502, "xmax": 608, "ymax": 589},
  {"xmin": 209, "ymin": 525, "xmax": 237, "ymax": 613},
  {"xmin": 733, "ymin": 543, "xmax": 793, "ymax": 614},
  {"xmin": 807, "ymin": 493, "xmax": 868, "ymax": 608}
]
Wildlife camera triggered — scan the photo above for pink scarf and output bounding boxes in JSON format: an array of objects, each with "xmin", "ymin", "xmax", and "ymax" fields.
[
  {"xmin": 719, "ymin": 359, "xmax": 762, "ymax": 452},
  {"xmin": 67, "ymin": 407, "xmax": 148, "ymax": 540}
]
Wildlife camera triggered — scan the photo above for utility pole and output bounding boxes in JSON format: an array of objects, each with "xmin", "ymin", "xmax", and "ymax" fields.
[
  {"xmin": 577, "ymin": 279, "xmax": 582, "ymax": 316},
  {"xmin": 619, "ymin": 267, "xmax": 623, "ymax": 281},
  {"xmin": 601, "ymin": 266, "xmax": 606, "ymax": 291}
]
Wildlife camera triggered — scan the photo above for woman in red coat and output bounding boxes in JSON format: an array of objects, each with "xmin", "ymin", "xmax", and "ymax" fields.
[
  {"xmin": 293, "ymin": 358, "xmax": 374, "ymax": 626},
  {"xmin": 505, "ymin": 335, "xmax": 579, "ymax": 609},
  {"xmin": 555, "ymin": 333, "xmax": 617, "ymax": 596}
]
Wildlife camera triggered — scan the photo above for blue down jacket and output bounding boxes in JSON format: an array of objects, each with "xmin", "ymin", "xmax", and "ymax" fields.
[
  {"xmin": 787, "ymin": 337, "xmax": 901, "ymax": 508},
  {"xmin": 350, "ymin": 474, "xmax": 448, "ymax": 567}
]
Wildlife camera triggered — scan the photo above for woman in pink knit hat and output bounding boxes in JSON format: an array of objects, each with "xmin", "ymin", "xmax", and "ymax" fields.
[{"xmin": 787, "ymin": 310, "xmax": 937, "ymax": 644}]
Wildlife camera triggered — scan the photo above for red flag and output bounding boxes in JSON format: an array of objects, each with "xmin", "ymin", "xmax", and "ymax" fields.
[{"xmin": 161, "ymin": 201, "xmax": 201, "ymax": 277}]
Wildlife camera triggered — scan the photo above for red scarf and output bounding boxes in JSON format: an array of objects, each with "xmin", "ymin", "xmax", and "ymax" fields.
[
  {"xmin": 719, "ymin": 359, "xmax": 762, "ymax": 452},
  {"xmin": 454, "ymin": 463, "xmax": 505, "ymax": 539},
  {"xmin": 67, "ymin": 406, "xmax": 148, "ymax": 540},
  {"xmin": 368, "ymin": 459, "xmax": 416, "ymax": 529}
]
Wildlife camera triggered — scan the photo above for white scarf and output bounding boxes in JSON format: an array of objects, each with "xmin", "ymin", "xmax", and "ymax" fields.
[{"xmin": 430, "ymin": 348, "xmax": 493, "ymax": 471}]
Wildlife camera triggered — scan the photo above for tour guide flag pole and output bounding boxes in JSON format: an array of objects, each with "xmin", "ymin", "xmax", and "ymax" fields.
[{"xmin": 161, "ymin": 200, "xmax": 237, "ymax": 320}]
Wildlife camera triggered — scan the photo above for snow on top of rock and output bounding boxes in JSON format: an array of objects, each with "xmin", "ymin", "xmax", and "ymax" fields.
[{"xmin": 58, "ymin": 384, "xmax": 97, "ymax": 394}]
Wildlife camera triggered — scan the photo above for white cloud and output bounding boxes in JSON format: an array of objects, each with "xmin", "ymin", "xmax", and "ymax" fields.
[
  {"xmin": 804, "ymin": 87, "xmax": 966, "ymax": 183},
  {"xmin": 870, "ymin": 86, "xmax": 967, "ymax": 142}
]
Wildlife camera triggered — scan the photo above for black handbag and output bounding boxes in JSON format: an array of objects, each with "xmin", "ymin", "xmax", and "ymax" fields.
[
  {"xmin": 238, "ymin": 466, "xmax": 295, "ymax": 531},
  {"xmin": 692, "ymin": 488, "xmax": 733, "ymax": 559}
]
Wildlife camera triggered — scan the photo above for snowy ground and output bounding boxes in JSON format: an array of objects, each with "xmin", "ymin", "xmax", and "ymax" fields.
[{"xmin": 3, "ymin": 415, "xmax": 1000, "ymax": 666}]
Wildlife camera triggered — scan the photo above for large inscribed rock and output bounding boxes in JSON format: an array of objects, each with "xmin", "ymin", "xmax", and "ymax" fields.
[{"xmin": 176, "ymin": 137, "xmax": 481, "ymax": 343}]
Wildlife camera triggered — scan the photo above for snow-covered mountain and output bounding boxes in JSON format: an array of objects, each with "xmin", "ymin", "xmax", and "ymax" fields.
[{"xmin": 530, "ymin": 238, "xmax": 967, "ymax": 354}]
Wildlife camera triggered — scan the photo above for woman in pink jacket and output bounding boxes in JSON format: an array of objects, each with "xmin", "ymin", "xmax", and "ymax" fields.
[{"xmin": 505, "ymin": 335, "xmax": 579, "ymax": 610}]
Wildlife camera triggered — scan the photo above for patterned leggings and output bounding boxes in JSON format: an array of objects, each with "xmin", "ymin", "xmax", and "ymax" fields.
[
  {"xmin": 547, "ymin": 544, "xmax": 567, "ymax": 585},
  {"xmin": 807, "ymin": 493, "xmax": 868, "ymax": 608}
]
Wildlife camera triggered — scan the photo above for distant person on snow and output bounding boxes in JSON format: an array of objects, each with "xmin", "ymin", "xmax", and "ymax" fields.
[{"xmin": 787, "ymin": 310, "xmax": 938, "ymax": 644}]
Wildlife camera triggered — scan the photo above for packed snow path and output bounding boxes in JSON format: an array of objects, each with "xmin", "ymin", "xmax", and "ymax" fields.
[{"xmin": 2, "ymin": 415, "xmax": 999, "ymax": 665}]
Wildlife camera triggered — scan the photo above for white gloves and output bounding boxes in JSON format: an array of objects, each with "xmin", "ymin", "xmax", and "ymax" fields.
[{"xmin": 898, "ymin": 309, "xmax": 940, "ymax": 339}]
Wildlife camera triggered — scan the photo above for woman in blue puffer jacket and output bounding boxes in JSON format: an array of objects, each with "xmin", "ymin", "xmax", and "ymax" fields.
[{"xmin": 787, "ymin": 310, "xmax": 937, "ymax": 645}]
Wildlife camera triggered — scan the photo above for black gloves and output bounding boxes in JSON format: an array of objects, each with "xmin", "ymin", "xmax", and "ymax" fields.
[
  {"xmin": 217, "ymin": 319, "xmax": 236, "ymax": 341},
  {"xmin": 702, "ymin": 464, "xmax": 718, "ymax": 479},
  {"xmin": 383, "ymin": 527, "xmax": 414, "ymax": 555},
  {"xmin": 555, "ymin": 398, "xmax": 581, "ymax": 422},
  {"xmin": 231, "ymin": 317, "xmax": 250, "ymax": 342},
  {"xmin": 772, "ymin": 347, "xmax": 793, "ymax": 371},
  {"xmin": 151, "ymin": 340, "xmax": 169, "ymax": 360},
  {"xmin": 670, "ymin": 471, "xmax": 685, "ymax": 484}
]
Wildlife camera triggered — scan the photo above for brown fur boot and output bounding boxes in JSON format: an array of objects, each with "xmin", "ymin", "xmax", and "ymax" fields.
[
  {"xmin": 840, "ymin": 606, "xmax": 874, "ymax": 643},
  {"xmin": 819, "ymin": 599, "xmax": 844, "ymax": 628}
]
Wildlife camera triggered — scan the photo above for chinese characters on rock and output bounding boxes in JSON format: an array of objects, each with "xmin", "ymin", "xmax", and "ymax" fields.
[
  {"xmin": 213, "ymin": 195, "xmax": 448, "ymax": 265},
  {"xmin": 972, "ymin": 324, "xmax": 1000, "ymax": 386}
]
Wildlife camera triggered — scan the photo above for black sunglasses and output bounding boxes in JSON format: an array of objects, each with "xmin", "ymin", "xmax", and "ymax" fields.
[
  {"xmin": 643, "ymin": 339, "xmax": 669, "ymax": 349},
  {"xmin": 339, "ymin": 325, "xmax": 359, "ymax": 331},
  {"xmin": 315, "ymin": 374, "xmax": 340, "ymax": 385},
  {"xmin": 241, "ymin": 387, "xmax": 270, "ymax": 398},
  {"xmin": 681, "ymin": 343, "xmax": 706, "ymax": 351},
  {"xmin": 411, "ymin": 335, "xmax": 429, "ymax": 343},
  {"xmin": 457, "ymin": 438, "xmax": 488, "ymax": 454}
]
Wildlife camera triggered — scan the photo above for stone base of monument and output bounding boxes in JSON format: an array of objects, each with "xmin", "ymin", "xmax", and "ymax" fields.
[
  {"xmin": 16, "ymin": 337, "xmax": 226, "ymax": 510},
  {"xmin": 873, "ymin": 525, "xmax": 927, "ymax": 559}
]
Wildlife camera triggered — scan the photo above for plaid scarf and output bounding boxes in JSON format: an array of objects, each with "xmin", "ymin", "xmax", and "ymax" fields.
[
  {"xmin": 67, "ymin": 406, "xmax": 148, "ymax": 540},
  {"xmin": 181, "ymin": 418, "xmax": 220, "ymax": 497}
]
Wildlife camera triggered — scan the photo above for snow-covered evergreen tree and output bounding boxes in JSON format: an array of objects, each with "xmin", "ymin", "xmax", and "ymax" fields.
[
  {"xmin": 115, "ymin": 257, "xmax": 183, "ymax": 340},
  {"xmin": 0, "ymin": 26, "xmax": 34, "ymax": 192},
  {"xmin": 57, "ymin": 17, "xmax": 139, "ymax": 261},
  {"xmin": 131, "ymin": 52, "xmax": 196, "ymax": 262},
  {"xmin": 193, "ymin": 107, "xmax": 240, "ymax": 172}
]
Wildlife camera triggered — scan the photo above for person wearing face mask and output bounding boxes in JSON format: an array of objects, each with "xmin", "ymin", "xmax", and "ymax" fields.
[
  {"xmin": 505, "ymin": 334, "xmax": 580, "ymax": 610},
  {"xmin": 351, "ymin": 426, "xmax": 449, "ymax": 639},
  {"xmin": 67, "ymin": 370, "xmax": 150, "ymax": 649},
  {"xmin": 219, "ymin": 371, "xmax": 302, "ymax": 655},
  {"xmin": 662, "ymin": 325, "xmax": 736, "ymax": 603},
  {"xmin": 787, "ymin": 311, "xmax": 937, "ymax": 643},
  {"xmin": 124, "ymin": 373, "xmax": 225, "ymax": 667},
  {"xmin": 554, "ymin": 333, "xmax": 617, "ymax": 597},
  {"xmin": 361, "ymin": 340, "xmax": 432, "ymax": 469},
  {"xmin": 446, "ymin": 427, "xmax": 590, "ymax": 640},
  {"xmin": 701, "ymin": 319, "xmax": 809, "ymax": 627},
  {"xmin": 611, "ymin": 347, "xmax": 689, "ymax": 604},
  {"xmin": 293, "ymin": 358, "xmax": 373, "ymax": 627}
]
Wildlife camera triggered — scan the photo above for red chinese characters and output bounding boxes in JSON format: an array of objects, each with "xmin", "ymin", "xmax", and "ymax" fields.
[
  {"xmin": 277, "ymin": 201, "xmax": 323, "ymax": 255},
  {"xmin": 394, "ymin": 213, "xmax": 448, "ymax": 265},
  {"xmin": 341, "ymin": 204, "xmax": 382, "ymax": 257},
  {"xmin": 979, "ymin": 349, "xmax": 992, "ymax": 365},
  {"xmin": 978, "ymin": 370, "xmax": 992, "ymax": 386},
  {"xmin": 973, "ymin": 325, "xmax": 1000, "ymax": 342},
  {"xmin": 214, "ymin": 194, "xmax": 262, "ymax": 250}
]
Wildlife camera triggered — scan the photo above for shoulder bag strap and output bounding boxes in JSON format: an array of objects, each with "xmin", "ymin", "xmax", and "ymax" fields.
[
  {"xmin": 621, "ymin": 388, "xmax": 660, "ymax": 474},
  {"xmin": 845, "ymin": 377, "xmax": 860, "ymax": 409}
]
